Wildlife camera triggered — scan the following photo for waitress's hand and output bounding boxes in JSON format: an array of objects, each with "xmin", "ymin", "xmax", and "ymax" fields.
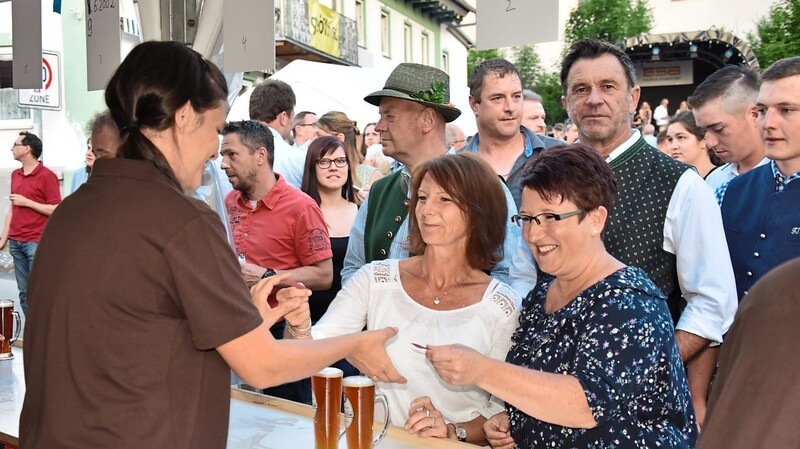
[
  {"xmin": 249, "ymin": 273, "xmax": 310, "ymax": 327},
  {"xmin": 404, "ymin": 396, "xmax": 447, "ymax": 438},
  {"xmin": 484, "ymin": 412, "xmax": 514, "ymax": 449},
  {"xmin": 426, "ymin": 344, "xmax": 488, "ymax": 386},
  {"xmin": 347, "ymin": 327, "xmax": 407, "ymax": 384}
]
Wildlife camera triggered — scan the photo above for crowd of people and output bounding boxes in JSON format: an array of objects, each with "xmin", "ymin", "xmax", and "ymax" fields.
[{"xmin": 5, "ymin": 37, "xmax": 799, "ymax": 449}]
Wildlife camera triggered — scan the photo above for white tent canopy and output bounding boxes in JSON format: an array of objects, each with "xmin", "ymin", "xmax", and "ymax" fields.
[{"xmin": 228, "ymin": 60, "xmax": 477, "ymax": 137}]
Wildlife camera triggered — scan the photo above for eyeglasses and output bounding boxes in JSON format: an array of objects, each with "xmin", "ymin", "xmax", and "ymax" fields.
[
  {"xmin": 12, "ymin": 143, "xmax": 26, "ymax": 147},
  {"xmin": 511, "ymin": 210, "xmax": 584, "ymax": 228},
  {"xmin": 317, "ymin": 157, "xmax": 348, "ymax": 168},
  {"xmin": 296, "ymin": 123, "xmax": 316, "ymax": 128}
]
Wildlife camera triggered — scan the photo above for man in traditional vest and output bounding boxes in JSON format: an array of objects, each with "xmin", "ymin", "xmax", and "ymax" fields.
[
  {"xmin": 688, "ymin": 65, "xmax": 768, "ymax": 192},
  {"xmin": 341, "ymin": 63, "xmax": 534, "ymax": 297},
  {"xmin": 560, "ymin": 39, "xmax": 738, "ymax": 428},
  {"xmin": 717, "ymin": 56, "xmax": 800, "ymax": 300}
]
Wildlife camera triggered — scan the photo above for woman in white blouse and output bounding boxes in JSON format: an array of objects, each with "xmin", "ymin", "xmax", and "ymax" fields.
[{"xmin": 291, "ymin": 153, "xmax": 520, "ymax": 445}]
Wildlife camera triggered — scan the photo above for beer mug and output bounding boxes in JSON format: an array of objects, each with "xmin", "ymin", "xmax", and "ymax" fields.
[
  {"xmin": 0, "ymin": 299, "xmax": 21, "ymax": 360},
  {"xmin": 342, "ymin": 376, "xmax": 389, "ymax": 449},
  {"xmin": 312, "ymin": 367, "xmax": 344, "ymax": 449}
]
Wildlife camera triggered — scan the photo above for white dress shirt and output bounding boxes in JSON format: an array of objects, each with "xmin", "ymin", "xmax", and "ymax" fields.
[
  {"xmin": 705, "ymin": 158, "xmax": 770, "ymax": 191},
  {"xmin": 269, "ymin": 127, "xmax": 306, "ymax": 189}
]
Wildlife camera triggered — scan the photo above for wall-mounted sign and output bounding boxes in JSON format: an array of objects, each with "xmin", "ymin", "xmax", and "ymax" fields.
[
  {"xmin": 636, "ymin": 60, "xmax": 694, "ymax": 87},
  {"xmin": 17, "ymin": 51, "xmax": 62, "ymax": 110}
]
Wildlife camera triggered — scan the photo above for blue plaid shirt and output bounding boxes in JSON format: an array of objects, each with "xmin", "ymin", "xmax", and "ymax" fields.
[{"xmin": 716, "ymin": 160, "xmax": 800, "ymax": 205}]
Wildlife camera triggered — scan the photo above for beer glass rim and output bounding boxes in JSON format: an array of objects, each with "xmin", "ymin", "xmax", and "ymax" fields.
[
  {"xmin": 343, "ymin": 375, "xmax": 375, "ymax": 387},
  {"xmin": 315, "ymin": 367, "xmax": 344, "ymax": 378},
  {"xmin": 0, "ymin": 299, "xmax": 13, "ymax": 306}
]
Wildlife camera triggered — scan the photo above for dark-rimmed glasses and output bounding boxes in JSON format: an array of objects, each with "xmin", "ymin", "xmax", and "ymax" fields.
[
  {"xmin": 511, "ymin": 210, "xmax": 584, "ymax": 228},
  {"xmin": 317, "ymin": 157, "xmax": 348, "ymax": 168}
]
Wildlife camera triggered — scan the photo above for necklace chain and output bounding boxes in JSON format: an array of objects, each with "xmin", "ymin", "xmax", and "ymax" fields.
[{"xmin": 419, "ymin": 260, "xmax": 470, "ymax": 305}]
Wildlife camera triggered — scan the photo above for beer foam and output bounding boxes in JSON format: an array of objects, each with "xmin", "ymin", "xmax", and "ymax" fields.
[
  {"xmin": 316, "ymin": 367, "xmax": 344, "ymax": 378},
  {"xmin": 343, "ymin": 375, "xmax": 374, "ymax": 387}
]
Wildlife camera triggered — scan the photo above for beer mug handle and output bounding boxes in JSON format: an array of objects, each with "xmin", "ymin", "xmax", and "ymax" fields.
[
  {"xmin": 372, "ymin": 393, "xmax": 389, "ymax": 447},
  {"xmin": 10, "ymin": 311, "xmax": 20, "ymax": 344}
]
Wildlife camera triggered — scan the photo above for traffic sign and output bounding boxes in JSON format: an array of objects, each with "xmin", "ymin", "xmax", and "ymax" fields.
[{"xmin": 17, "ymin": 51, "xmax": 62, "ymax": 111}]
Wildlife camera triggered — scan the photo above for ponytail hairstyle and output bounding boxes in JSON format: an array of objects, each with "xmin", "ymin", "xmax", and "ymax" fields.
[
  {"xmin": 104, "ymin": 41, "xmax": 228, "ymax": 188},
  {"xmin": 315, "ymin": 111, "xmax": 363, "ymax": 183}
]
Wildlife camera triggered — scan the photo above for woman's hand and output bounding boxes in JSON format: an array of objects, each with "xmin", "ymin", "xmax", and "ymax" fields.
[
  {"xmin": 249, "ymin": 273, "xmax": 310, "ymax": 328},
  {"xmin": 404, "ymin": 396, "xmax": 448, "ymax": 438},
  {"xmin": 346, "ymin": 328, "xmax": 407, "ymax": 384},
  {"xmin": 426, "ymin": 344, "xmax": 489, "ymax": 386},
  {"xmin": 483, "ymin": 412, "xmax": 515, "ymax": 449}
]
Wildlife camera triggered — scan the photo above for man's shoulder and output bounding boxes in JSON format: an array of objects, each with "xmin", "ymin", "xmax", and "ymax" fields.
[{"xmin": 726, "ymin": 162, "xmax": 772, "ymax": 192}]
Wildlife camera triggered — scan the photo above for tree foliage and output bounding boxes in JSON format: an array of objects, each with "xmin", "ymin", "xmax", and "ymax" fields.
[
  {"xmin": 466, "ymin": 48, "xmax": 504, "ymax": 80},
  {"xmin": 749, "ymin": 0, "xmax": 800, "ymax": 70},
  {"xmin": 565, "ymin": 0, "xmax": 653, "ymax": 45},
  {"xmin": 533, "ymin": 72, "xmax": 568, "ymax": 126},
  {"xmin": 512, "ymin": 45, "xmax": 543, "ymax": 91},
  {"xmin": 511, "ymin": 46, "xmax": 567, "ymax": 126}
]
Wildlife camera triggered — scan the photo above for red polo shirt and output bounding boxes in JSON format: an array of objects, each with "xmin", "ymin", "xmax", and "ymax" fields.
[
  {"xmin": 225, "ymin": 174, "xmax": 331, "ymax": 271},
  {"xmin": 9, "ymin": 163, "xmax": 61, "ymax": 242}
]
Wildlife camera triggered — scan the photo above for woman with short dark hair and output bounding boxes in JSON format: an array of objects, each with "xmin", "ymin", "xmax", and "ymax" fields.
[{"xmin": 427, "ymin": 144, "xmax": 697, "ymax": 449}]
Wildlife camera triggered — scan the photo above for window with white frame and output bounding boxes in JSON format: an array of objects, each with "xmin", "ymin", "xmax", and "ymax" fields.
[
  {"xmin": 381, "ymin": 10, "xmax": 391, "ymax": 57},
  {"xmin": 0, "ymin": 53, "xmax": 34, "ymax": 126},
  {"xmin": 421, "ymin": 32, "xmax": 430, "ymax": 65},
  {"xmin": 403, "ymin": 23, "xmax": 412, "ymax": 62},
  {"xmin": 356, "ymin": 0, "xmax": 366, "ymax": 48},
  {"xmin": 442, "ymin": 50, "xmax": 450, "ymax": 74}
]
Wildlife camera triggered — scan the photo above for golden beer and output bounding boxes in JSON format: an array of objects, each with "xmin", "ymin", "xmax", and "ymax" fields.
[{"xmin": 312, "ymin": 367, "xmax": 344, "ymax": 449}]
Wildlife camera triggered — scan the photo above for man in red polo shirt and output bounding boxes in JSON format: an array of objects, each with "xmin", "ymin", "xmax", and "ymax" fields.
[
  {"xmin": 221, "ymin": 120, "xmax": 332, "ymax": 404},
  {"xmin": 0, "ymin": 132, "xmax": 61, "ymax": 316}
]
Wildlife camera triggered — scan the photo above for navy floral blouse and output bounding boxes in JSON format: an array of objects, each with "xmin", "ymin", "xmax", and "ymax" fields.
[{"xmin": 505, "ymin": 266, "xmax": 697, "ymax": 448}]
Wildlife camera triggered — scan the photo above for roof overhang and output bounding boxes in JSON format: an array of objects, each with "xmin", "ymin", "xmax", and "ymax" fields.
[{"xmin": 403, "ymin": 0, "xmax": 473, "ymax": 25}]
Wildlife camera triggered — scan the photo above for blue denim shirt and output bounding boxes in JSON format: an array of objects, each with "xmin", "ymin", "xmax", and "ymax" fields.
[{"xmin": 461, "ymin": 125, "xmax": 565, "ymax": 210}]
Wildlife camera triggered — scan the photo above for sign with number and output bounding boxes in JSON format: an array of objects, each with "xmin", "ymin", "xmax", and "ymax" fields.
[
  {"xmin": 224, "ymin": 0, "xmax": 275, "ymax": 73},
  {"xmin": 85, "ymin": 0, "xmax": 121, "ymax": 91},
  {"xmin": 475, "ymin": 0, "xmax": 559, "ymax": 50},
  {"xmin": 17, "ymin": 52, "xmax": 62, "ymax": 110},
  {"xmin": 11, "ymin": 0, "xmax": 43, "ymax": 88}
]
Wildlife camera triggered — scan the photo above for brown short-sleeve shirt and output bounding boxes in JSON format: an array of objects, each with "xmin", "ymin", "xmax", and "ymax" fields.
[{"xmin": 21, "ymin": 158, "xmax": 263, "ymax": 449}]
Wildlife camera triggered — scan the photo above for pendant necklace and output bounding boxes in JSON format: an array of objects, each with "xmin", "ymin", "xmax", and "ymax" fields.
[{"xmin": 420, "ymin": 260, "xmax": 469, "ymax": 305}]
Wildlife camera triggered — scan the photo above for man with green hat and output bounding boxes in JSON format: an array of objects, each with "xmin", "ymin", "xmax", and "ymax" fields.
[{"xmin": 341, "ymin": 63, "xmax": 534, "ymax": 297}]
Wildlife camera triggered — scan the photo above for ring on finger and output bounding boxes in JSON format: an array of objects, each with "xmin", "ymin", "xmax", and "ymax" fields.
[
  {"xmin": 425, "ymin": 409, "xmax": 431, "ymax": 418},
  {"xmin": 431, "ymin": 416, "xmax": 436, "ymax": 427}
]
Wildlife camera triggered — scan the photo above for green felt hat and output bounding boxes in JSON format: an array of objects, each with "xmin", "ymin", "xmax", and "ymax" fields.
[{"xmin": 364, "ymin": 63, "xmax": 461, "ymax": 122}]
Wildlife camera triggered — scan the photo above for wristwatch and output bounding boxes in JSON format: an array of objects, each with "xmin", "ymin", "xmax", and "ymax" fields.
[
  {"xmin": 450, "ymin": 423, "xmax": 467, "ymax": 442},
  {"xmin": 261, "ymin": 268, "xmax": 277, "ymax": 279}
]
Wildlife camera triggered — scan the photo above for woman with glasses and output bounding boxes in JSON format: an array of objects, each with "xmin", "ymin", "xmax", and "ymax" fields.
[
  {"xmin": 315, "ymin": 111, "xmax": 383, "ymax": 200},
  {"xmin": 426, "ymin": 145, "xmax": 697, "ymax": 449},
  {"xmin": 292, "ymin": 153, "xmax": 521, "ymax": 445},
  {"xmin": 301, "ymin": 136, "xmax": 358, "ymax": 325}
]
